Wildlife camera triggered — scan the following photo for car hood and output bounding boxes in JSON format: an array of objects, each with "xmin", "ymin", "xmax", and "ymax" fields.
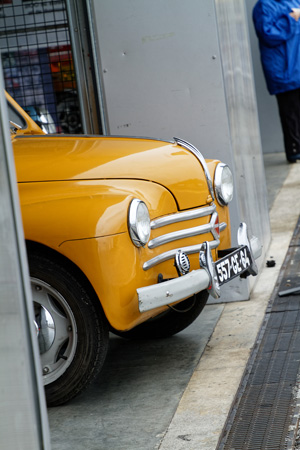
[{"xmin": 13, "ymin": 135, "xmax": 213, "ymax": 210}]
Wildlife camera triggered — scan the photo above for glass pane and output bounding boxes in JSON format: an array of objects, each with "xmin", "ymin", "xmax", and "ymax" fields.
[{"xmin": 0, "ymin": 0, "xmax": 82, "ymax": 134}]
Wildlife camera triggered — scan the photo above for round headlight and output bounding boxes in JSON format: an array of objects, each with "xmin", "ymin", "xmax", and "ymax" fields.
[
  {"xmin": 214, "ymin": 163, "xmax": 234, "ymax": 206},
  {"xmin": 128, "ymin": 199, "xmax": 151, "ymax": 247}
]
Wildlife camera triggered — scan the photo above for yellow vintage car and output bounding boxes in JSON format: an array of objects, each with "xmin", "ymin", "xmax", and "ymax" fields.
[{"xmin": 8, "ymin": 92, "xmax": 261, "ymax": 406}]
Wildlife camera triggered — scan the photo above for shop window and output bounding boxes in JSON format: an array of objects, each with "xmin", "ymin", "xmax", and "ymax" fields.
[{"xmin": 0, "ymin": 0, "xmax": 82, "ymax": 134}]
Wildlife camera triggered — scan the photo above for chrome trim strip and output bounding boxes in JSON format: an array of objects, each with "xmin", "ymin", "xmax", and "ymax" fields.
[
  {"xmin": 15, "ymin": 134, "xmax": 172, "ymax": 141},
  {"xmin": 199, "ymin": 241, "xmax": 220, "ymax": 299},
  {"xmin": 148, "ymin": 211, "xmax": 219, "ymax": 249},
  {"xmin": 173, "ymin": 137, "xmax": 215, "ymax": 201},
  {"xmin": 150, "ymin": 204, "xmax": 216, "ymax": 229},
  {"xmin": 148, "ymin": 224, "xmax": 211, "ymax": 249},
  {"xmin": 143, "ymin": 239, "xmax": 220, "ymax": 270},
  {"xmin": 211, "ymin": 212, "xmax": 221, "ymax": 241},
  {"xmin": 220, "ymin": 222, "xmax": 227, "ymax": 232}
]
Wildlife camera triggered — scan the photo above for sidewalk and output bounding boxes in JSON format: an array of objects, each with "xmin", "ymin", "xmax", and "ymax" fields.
[{"xmin": 159, "ymin": 153, "xmax": 300, "ymax": 450}]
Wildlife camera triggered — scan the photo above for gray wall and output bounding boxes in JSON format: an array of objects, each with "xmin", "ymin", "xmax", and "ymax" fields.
[
  {"xmin": 215, "ymin": 0, "xmax": 270, "ymax": 291},
  {"xmin": 245, "ymin": 0, "xmax": 284, "ymax": 153},
  {"xmin": 87, "ymin": 0, "xmax": 270, "ymax": 301}
]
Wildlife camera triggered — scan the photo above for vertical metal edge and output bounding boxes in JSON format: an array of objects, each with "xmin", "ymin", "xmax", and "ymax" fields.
[
  {"xmin": 65, "ymin": 0, "xmax": 90, "ymax": 134},
  {"xmin": 0, "ymin": 64, "xmax": 51, "ymax": 448},
  {"xmin": 85, "ymin": 0, "xmax": 109, "ymax": 135}
]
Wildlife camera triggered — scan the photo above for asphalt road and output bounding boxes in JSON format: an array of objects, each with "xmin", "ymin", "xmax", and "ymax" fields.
[{"xmin": 48, "ymin": 304, "xmax": 224, "ymax": 450}]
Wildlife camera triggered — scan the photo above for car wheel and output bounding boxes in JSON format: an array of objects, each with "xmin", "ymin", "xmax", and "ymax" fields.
[
  {"xmin": 57, "ymin": 95, "xmax": 82, "ymax": 134},
  {"xmin": 29, "ymin": 252, "xmax": 109, "ymax": 406},
  {"xmin": 111, "ymin": 291, "xmax": 209, "ymax": 339}
]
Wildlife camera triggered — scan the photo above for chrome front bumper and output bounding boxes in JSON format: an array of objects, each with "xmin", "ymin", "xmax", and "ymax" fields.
[{"xmin": 137, "ymin": 222, "xmax": 262, "ymax": 313}]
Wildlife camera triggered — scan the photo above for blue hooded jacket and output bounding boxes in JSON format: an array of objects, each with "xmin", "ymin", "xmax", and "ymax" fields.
[{"xmin": 253, "ymin": 0, "xmax": 300, "ymax": 95}]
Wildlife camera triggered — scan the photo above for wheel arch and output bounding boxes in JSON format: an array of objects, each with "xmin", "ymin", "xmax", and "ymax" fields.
[{"xmin": 25, "ymin": 240, "xmax": 106, "ymax": 320}]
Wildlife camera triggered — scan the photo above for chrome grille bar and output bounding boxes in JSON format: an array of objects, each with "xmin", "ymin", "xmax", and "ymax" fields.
[
  {"xmin": 150, "ymin": 204, "xmax": 216, "ymax": 229},
  {"xmin": 148, "ymin": 211, "xmax": 219, "ymax": 249},
  {"xmin": 219, "ymin": 222, "xmax": 227, "ymax": 232},
  {"xmin": 143, "ymin": 201, "xmax": 228, "ymax": 271},
  {"xmin": 143, "ymin": 239, "xmax": 220, "ymax": 271}
]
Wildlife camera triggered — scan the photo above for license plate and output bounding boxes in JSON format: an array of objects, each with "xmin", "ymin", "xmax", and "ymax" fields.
[{"xmin": 215, "ymin": 246, "xmax": 251, "ymax": 285}]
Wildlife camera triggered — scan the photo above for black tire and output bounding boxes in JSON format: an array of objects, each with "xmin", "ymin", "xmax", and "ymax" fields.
[
  {"xmin": 57, "ymin": 94, "xmax": 82, "ymax": 134},
  {"xmin": 111, "ymin": 291, "xmax": 209, "ymax": 339},
  {"xmin": 29, "ymin": 252, "xmax": 109, "ymax": 406}
]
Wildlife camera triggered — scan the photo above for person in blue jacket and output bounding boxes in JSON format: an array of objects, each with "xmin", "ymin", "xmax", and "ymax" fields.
[{"xmin": 253, "ymin": 0, "xmax": 300, "ymax": 162}]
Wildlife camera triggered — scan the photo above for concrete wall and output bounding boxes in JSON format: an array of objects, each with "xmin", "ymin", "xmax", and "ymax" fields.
[{"xmin": 214, "ymin": 0, "xmax": 270, "ymax": 293}]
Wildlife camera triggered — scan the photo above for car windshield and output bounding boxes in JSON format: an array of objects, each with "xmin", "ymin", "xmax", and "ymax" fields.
[{"xmin": 8, "ymin": 102, "xmax": 27, "ymax": 131}]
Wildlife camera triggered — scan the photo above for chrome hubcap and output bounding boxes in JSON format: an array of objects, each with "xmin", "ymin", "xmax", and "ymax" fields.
[
  {"xmin": 36, "ymin": 305, "xmax": 55, "ymax": 353},
  {"xmin": 31, "ymin": 277, "xmax": 78, "ymax": 385}
]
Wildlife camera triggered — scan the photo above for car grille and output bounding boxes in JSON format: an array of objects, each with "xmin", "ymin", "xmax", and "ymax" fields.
[{"xmin": 143, "ymin": 203, "xmax": 227, "ymax": 270}]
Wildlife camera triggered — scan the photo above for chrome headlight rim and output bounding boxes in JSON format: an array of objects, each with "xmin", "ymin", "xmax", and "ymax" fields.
[
  {"xmin": 128, "ymin": 199, "xmax": 151, "ymax": 247},
  {"xmin": 214, "ymin": 163, "xmax": 234, "ymax": 206}
]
